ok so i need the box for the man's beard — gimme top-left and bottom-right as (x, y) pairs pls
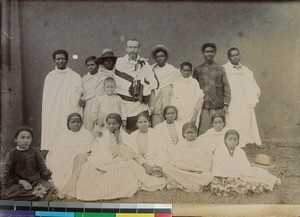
(129, 52), (138, 60)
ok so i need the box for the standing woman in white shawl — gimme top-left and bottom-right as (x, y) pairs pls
(170, 62), (204, 126)
(223, 48), (261, 147)
(42, 50), (83, 151)
(46, 113), (94, 199)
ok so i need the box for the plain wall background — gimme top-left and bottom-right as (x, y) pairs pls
(14, 1), (300, 146)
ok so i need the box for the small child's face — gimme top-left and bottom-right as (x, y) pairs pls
(165, 108), (177, 124)
(107, 118), (120, 133)
(104, 82), (116, 96)
(225, 134), (239, 151)
(136, 116), (150, 133)
(68, 116), (83, 132)
(86, 60), (99, 75)
(212, 117), (225, 132)
(183, 127), (197, 142)
(15, 131), (32, 149)
(180, 66), (192, 78)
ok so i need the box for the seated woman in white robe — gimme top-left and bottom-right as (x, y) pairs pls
(155, 105), (184, 158)
(130, 111), (168, 189)
(211, 129), (280, 197)
(198, 113), (227, 152)
(76, 113), (165, 201)
(46, 113), (94, 199)
(163, 122), (214, 192)
(76, 113), (140, 201)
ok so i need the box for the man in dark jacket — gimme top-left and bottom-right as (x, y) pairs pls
(193, 43), (231, 135)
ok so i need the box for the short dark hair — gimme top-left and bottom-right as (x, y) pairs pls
(106, 113), (122, 128)
(180, 62), (192, 70)
(211, 113), (226, 125)
(52, 49), (68, 61)
(104, 77), (116, 85)
(202, 43), (217, 52)
(67, 113), (82, 130)
(227, 47), (240, 57)
(163, 105), (178, 120)
(137, 111), (151, 122)
(224, 129), (240, 140)
(154, 48), (168, 58)
(182, 122), (198, 138)
(14, 126), (34, 139)
(85, 56), (98, 65)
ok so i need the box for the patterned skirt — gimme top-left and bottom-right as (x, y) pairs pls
(210, 177), (273, 197)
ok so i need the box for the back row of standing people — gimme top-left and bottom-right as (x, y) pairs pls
(41, 39), (261, 151)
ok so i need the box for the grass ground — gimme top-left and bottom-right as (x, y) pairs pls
(58, 143), (300, 204)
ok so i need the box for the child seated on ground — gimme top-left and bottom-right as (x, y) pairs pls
(163, 122), (214, 192)
(1, 127), (58, 200)
(155, 105), (184, 158)
(170, 62), (204, 126)
(198, 113), (227, 152)
(90, 77), (127, 135)
(211, 129), (280, 197)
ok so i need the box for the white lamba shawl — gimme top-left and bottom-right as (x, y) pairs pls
(152, 63), (181, 90)
(87, 129), (138, 171)
(154, 121), (184, 157)
(223, 62), (262, 146)
(130, 128), (170, 166)
(212, 143), (280, 190)
(41, 67), (82, 150)
(46, 127), (94, 190)
(170, 76), (204, 124)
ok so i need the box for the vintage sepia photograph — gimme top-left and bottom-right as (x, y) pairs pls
(1, 0), (300, 215)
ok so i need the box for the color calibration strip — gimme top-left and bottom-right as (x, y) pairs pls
(0, 201), (172, 217)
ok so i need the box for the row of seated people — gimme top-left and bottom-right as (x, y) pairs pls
(1, 107), (280, 201)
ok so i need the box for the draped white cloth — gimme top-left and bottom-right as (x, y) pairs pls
(46, 127), (94, 190)
(76, 129), (166, 200)
(41, 67), (82, 150)
(154, 121), (184, 158)
(197, 127), (228, 152)
(151, 63), (182, 126)
(162, 138), (214, 192)
(81, 68), (114, 131)
(212, 143), (280, 190)
(151, 63), (181, 91)
(223, 62), (262, 146)
(130, 128), (170, 166)
(171, 138), (213, 172)
(90, 94), (127, 132)
(76, 129), (139, 201)
(115, 55), (158, 117)
(170, 77), (204, 125)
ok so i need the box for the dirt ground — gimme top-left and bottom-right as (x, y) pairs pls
(1, 142), (299, 204)
(59, 142), (300, 204)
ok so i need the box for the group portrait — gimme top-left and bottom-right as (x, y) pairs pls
(1, 0), (300, 210)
